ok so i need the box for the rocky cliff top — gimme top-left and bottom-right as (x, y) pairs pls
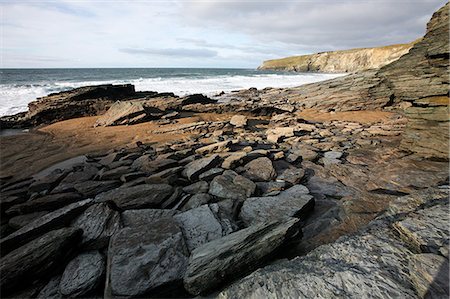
(258, 41), (415, 73)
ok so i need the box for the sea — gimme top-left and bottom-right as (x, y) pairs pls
(0, 68), (344, 117)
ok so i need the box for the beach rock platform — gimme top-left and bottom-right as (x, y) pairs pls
(0, 3), (448, 298)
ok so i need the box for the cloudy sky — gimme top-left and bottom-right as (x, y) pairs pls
(1, 0), (446, 68)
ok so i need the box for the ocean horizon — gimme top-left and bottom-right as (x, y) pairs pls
(0, 68), (343, 117)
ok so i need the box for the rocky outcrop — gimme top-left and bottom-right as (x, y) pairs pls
(258, 42), (414, 73)
(217, 188), (449, 299)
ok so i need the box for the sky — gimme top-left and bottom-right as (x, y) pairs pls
(0, 0), (447, 68)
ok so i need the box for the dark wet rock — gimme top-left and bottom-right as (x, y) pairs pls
(121, 209), (179, 227)
(0, 227), (82, 296)
(106, 218), (189, 297)
(72, 203), (121, 249)
(73, 180), (120, 197)
(59, 251), (105, 297)
(209, 170), (256, 200)
(181, 193), (211, 211)
(240, 185), (314, 226)
(0, 198), (93, 254)
(8, 212), (48, 230)
(29, 169), (68, 193)
(174, 205), (226, 252)
(96, 184), (173, 210)
(6, 192), (83, 215)
(183, 154), (222, 181)
(37, 276), (62, 299)
(184, 218), (301, 295)
(183, 181), (209, 194)
(242, 157), (277, 182)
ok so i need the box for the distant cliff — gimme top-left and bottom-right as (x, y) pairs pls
(258, 42), (416, 73)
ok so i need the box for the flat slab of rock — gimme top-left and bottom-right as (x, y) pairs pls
(106, 218), (189, 297)
(73, 180), (120, 197)
(60, 251), (105, 297)
(6, 192), (83, 215)
(8, 212), (48, 230)
(174, 205), (225, 252)
(209, 170), (256, 200)
(183, 154), (222, 181)
(121, 209), (179, 227)
(240, 185), (314, 226)
(409, 253), (449, 298)
(72, 203), (121, 249)
(94, 101), (149, 127)
(183, 218), (301, 295)
(242, 157), (277, 182)
(0, 198), (93, 254)
(96, 184), (173, 210)
(195, 141), (231, 155)
(0, 227), (82, 295)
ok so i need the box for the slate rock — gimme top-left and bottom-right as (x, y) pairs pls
(6, 192), (83, 215)
(96, 184), (173, 210)
(184, 218), (301, 295)
(106, 218), (189, 297)
(29, 169), (68, 193)
(121, 209), (179, 227)
(59, 251), (105, 297)
(277, 167), (305, 185)
(0, 198), (93, 254)
(8, 211), (48, 230)
(409, 253), (449, 298)
(37, 276), (62, 299)
(242, 157), (277, 182)
(240, 185), (314, 226)
(183, 154), (222, 181)
(0, 227), (82, 295)
(181, 193), (211, 211)
(183, 181), (209, 194)
(174, 205), (225, 252)
(72, 203), (121, 249)
(209, 170), (256, 200)
(73, 180), (120, 197)
(198, 168), (224, 181)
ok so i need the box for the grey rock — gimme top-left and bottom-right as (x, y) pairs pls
(174, 205), (225, 252)
(0, 198), (93, 254)
(145, 166), (183, 184)
(222, 152), (247, 169)
(52, 165), (98, 193)
(72, 203), (121, 249)
(184, 218), (301, 295)
(0, 228), (82, 295)
(97, 166), (131, 180)
(277, 167), (305, 184)
(242, 157), (277, 182)
(8, 211), (48, 230)
(240, 185), (313, 226)
(6, 192), (83, 215)
(209, 170), (256, 200)
(199, 168), (224, 181)
(183, 154), (222, 181)
(37, 276), (62, 299)
(324, 151), (343, 159)
(106, 218), (189, 297)
(96, 184), (173, 210)
(181, 193), (211, 211)
(29, 169), (68, 193)
(256, 181), (287, 196)
(121, 209), (179, 227)
(183, 181), (209, 194)
(60, 251), (105, 297)
(73, 180), (120, 197)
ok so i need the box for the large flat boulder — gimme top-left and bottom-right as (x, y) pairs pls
(95, 101), (162, 127)
(240, 185), (314, 226)
(0, 198), (93, 254)
(0, 228), (82, 296)
(184, 218), (301, 295)
(106, 218), (189, 297)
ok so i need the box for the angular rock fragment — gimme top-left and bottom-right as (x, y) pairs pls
(0, 198), (93, 254)
(181, 193), (211, 211)
(183, 181), (209, 194)
(174, 205), (225, 252)
(183, 154), (222, 181)
(184, 218), (301, 295)
(209, 170), (256, 200)
(29, 169), (68, 193)
(0, 227), (82, 296)
(72, 202), (121, 249)
(121, 209), (179, 227)
(199, 168), (224, 181)
(96, 184), (173, 210)
(240, 185), (314, 226)
(106, 218), (189, 297)
(242, 157), (277, 182)
(73, 180), (120, 197)
(59, 251), (105, 297)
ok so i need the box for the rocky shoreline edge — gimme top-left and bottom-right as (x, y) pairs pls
(0, 3), (448, 299)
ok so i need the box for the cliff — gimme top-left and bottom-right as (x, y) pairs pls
(258, 42), (416, 73)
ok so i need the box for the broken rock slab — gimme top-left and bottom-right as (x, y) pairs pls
(184, 218), (301, 295)
(209, 170), (256, 200)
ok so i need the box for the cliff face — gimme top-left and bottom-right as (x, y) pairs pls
(258, 42), (415, 73)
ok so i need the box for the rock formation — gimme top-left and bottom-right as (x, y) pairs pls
(258, 41), (415, 73)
